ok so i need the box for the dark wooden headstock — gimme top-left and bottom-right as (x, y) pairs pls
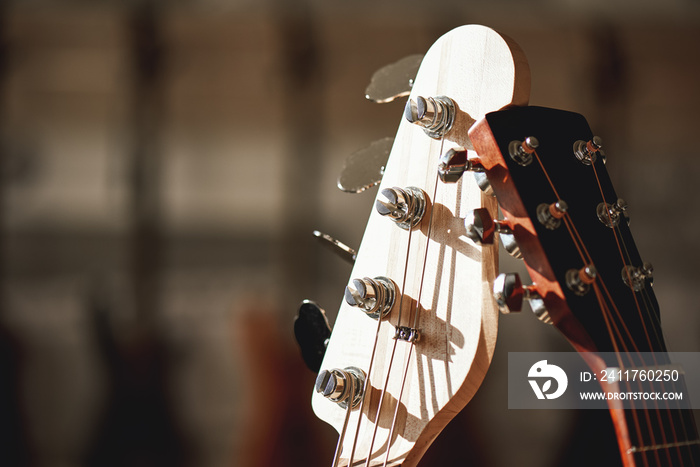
(470, 106), (664, 355)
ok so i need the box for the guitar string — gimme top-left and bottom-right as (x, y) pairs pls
(540, 147), (695, 466)
(560, 213), (657, 467)
(590, 283), (652, 467)
(590, 161), (688, 465)
(531, 148), (664, 466)
(346, 206), (417, 467)
(377, 137), (445, 467)
(363, 338), (400, 466)
(332, 376), (357, 467)
(346, 302), (391, 467)
(590, 162), (694, 465)
(638, 283), (700, 466)
(361, 184), (424, 466)
(353, 133), (443, 467)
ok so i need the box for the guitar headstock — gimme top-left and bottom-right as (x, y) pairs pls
(311, 25), (529, 466)
(469, 106), (664, 355)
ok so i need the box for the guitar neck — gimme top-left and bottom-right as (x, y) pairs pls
(468, 105), (699, 467)
(616, 373), (700, 466)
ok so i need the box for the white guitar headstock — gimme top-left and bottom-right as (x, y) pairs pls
(312, 24), (530, 467)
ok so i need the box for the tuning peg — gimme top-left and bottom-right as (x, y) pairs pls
(313, 230), (356, 265)
(437, 147), (484, 183)
(508, 136), (538, 166)
(364, 54), (423, 103)
(473, 172), (494, 196)
(315, 367), (366, 409)
(294, 300), (333, 373)
(375, 186), (426, 230)
(463, 208), (522, 258)
(338, 137), (393, 193)
(404, 95), (455, 139)
(463, 208), (509, 244)
(621, 262), (653, 291)
(573, 136), (604, 165)
(344, 276), (396, 319)
(537, 200), (568, 230)
(493, 273), (551, 324)
(499, 232), (522, 259)
(597, 198), (628, 228)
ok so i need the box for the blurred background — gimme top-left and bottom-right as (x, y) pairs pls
(0, 0), (698, 466)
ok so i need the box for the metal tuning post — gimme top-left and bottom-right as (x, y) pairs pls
(344, 276), (396, 319)
(375, 186), (427, 230)
(315, 367), (366, 409)
(493, 273), (551, 324)
(394, 325), (420, 343)
(622, 262), (653, 291)
(294, 300), (332, 373)
(597, 198), (628, 228)
(473, 172), (495, 196)
(566, 265), (597, 296)
(537, 200), (568, 230)
(337, 137), (393, 193)
(508, 136), (538, 166)
(573, 136), (603, 165)
(404, 95), (455, 139)
(499, 232), (523, 259)
(364, 54), (423, 104)
(437, 147), (484, 183)
(312, 230), (357, 265)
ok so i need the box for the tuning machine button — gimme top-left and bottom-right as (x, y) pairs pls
(315, 367), (366, 409)
(464, 208), (522, 258)
(312, 230), (357, 265)
(464, 208), (503, 244)
(338, 137), (392, 193)
(364, 54), (423, 104)
(376, 186), (427, 230)
(294, 300), (332, 373)
(404, 95), (455, 139)
(344, 276), (396, 319)
(499, 232), (522, 259)
(493, 273), (551, 324)
(473, 172), (495, 196)
(437, 147), (484, 183)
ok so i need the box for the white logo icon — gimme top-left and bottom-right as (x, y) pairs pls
(528, 360), (568, 400)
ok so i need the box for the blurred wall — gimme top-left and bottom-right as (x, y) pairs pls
(0, 1), (698, 466)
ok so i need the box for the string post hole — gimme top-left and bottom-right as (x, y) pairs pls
(344, 276), (396, 319)
(596, 198), (628, 228)
(508, 136), (539, 166)
(404, 95), (455, 139)
(315, 367), (366, 409)
(573, 136), (603, 165)
(376, 186), (427, 230)
(537, 199), (568, 230)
